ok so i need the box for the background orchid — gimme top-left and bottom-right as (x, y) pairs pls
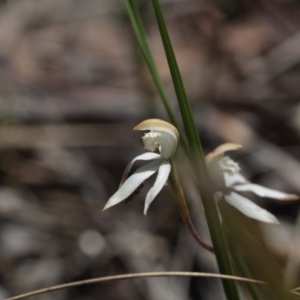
(207, 143), (299, 224)
(103, 118), (179, 215)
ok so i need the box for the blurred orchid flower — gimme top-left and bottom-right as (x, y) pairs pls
(207, 143), (299, 224)
(103, 119), (179, 215)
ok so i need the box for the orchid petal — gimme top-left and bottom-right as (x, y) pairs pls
(120, 152), (161, 186)
(224, 192), (279, 224)
(233, 183), (299, 201)
(224, 172), (248, 187)
(144, 161), (171, 215)
(103, 160), (161, 211)
(206, 143), (242, 163)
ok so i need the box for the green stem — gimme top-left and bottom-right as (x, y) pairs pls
(150, 1), (240, 300)
(235, 250), (264, 300)
(169, 161), (214, 253)
(125, 0), (189, 153)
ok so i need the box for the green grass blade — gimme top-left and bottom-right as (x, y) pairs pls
(150, 1), (241, 299)
(235, 251), (265, 300)
(125, 0), (188, 152)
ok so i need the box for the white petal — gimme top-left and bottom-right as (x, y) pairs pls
(103, 160), (161, 210)
(224, 172), (248, 187)
(120, 152), (161, 186)
(233, 184), (299, 201)
(224, 192), (279, 224)
(144, 161), (171, 215)
(206, 143), (242, 163)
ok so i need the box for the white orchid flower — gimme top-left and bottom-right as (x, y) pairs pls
(103, 119), (179, 215)
(207, 143), (299, 224)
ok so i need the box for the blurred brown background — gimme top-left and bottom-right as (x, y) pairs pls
(1, 0), (300, 299)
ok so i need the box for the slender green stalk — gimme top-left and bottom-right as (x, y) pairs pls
(235, 250), (265, 300)
(125, 0), (189, 153)
(150, 1), (240, 299)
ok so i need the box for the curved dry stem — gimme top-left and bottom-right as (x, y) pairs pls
(168, 160), (214, 252)
(6, 271), (267, 300)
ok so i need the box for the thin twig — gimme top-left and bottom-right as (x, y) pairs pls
(6, 271), (266, 300)
(169, 161), (214, 252)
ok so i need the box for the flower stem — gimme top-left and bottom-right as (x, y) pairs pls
(124, 0), (189, 154)
(169, 161), (214, 253)
(150, 1), (240, 299)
